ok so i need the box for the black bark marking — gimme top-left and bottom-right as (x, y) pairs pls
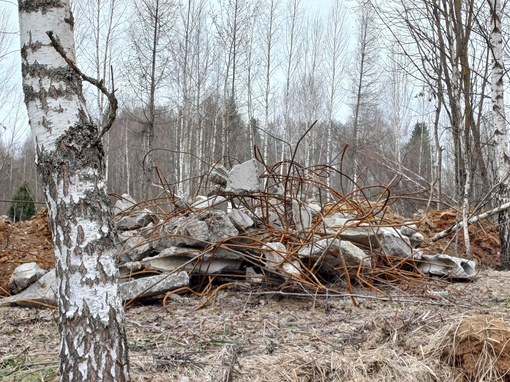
(42, 116), (50, 131)
(39, 86), (49, 113)
(64, 12), (74, 30)
(61, 163), (69, 196)
(19, 0), (65, 14)
(77, 225), (84, 245)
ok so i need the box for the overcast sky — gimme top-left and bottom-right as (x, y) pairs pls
(0, 0), (354, 146)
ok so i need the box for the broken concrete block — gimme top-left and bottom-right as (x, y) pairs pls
(120, 246), (243, 276)
(226, 159), (262, 193)
(116, 210), (155, 230)
(229, 209), (254, 230)
(292, 200), (313, 231)
(192, 258), (242, 274)
(263, 242), (301, 276)
(181, 219), (210, 246)
(322, 213), (358, 233)
(156, 211), (238, 249)
(2, 269), (190, 308)
(191, 195), (228, 213)
(9, 262), (48, 294)
(399, 225), (425, 249)
(378, 227), (413, 258)
(210, 164), (229, 187)
(338, 226), (412, 258)
(155, 216), (209, 248)
(118, 230), (153, 263)
(201, 210), (239, 242)
(120, 271), (190, 300)
(400, 225), (418, 237)
(112, 194), (136, 216)
(298, 238), (371, 273)
(415, 253), (476, 279)
(113, 194), (157, 230)
(1, 269), (58, 307)
(119, 247), (197, 276)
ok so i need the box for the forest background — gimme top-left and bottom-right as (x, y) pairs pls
(0, 0), (504, 221)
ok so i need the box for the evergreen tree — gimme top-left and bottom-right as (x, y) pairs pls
(402, 122), (432, 181)
(8, 183), (36, 222)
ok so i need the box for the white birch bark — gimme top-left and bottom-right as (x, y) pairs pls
(262, 0), (278, 163)
(18, 1), (129, 381)
(325, 1), (348, 193)
(490, 0), (510, 267)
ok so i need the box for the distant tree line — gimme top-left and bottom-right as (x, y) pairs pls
(0, 0), (508, 219)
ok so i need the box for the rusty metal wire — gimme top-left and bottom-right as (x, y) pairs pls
(117, 135), (453, 311)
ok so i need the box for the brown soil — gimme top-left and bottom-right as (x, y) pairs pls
(415, 209), (501, 267)
(0, 210), (54, 296)
(0, 208), (509, 381)
(450, 314), (510, 380)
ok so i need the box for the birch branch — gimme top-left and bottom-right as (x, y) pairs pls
(46, 31), (117, 146)
(432, 201), (510, 242)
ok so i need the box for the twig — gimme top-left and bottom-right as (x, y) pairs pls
(432, 200), (510, 241)
(46, 31), (117, 145)
(220, 343), (238, 382)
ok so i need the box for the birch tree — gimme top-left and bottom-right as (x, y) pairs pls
(350, 0), (381, 189)
(260, 0), (280, 162)
(18, 1), (129, 381)
(124, 0), (174, 199)
(489, 0), (510, 267)
(325, 1), (348, 189)
(282, 0), (303, 164)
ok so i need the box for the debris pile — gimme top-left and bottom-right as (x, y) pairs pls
(2, 159), (478, 307)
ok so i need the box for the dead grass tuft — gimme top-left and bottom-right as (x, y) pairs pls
(424, 314), (510, 381)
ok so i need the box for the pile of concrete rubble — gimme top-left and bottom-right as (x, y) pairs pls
(3, 159), (476, 307)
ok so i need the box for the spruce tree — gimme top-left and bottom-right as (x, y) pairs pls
(8, 183), (36, 222)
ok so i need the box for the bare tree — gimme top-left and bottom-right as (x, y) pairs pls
(260, 0), (280, 161)
(213, 0), (252, 164)
(282, 0), (303, 164)
(123, 0), (174, 199)
(18, 0), (129, 380)
(489, 0), (510, 267)
(350, 0), (381, 189)
(325, 1), (348, 190)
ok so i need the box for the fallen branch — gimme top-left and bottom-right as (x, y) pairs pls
(432, 201), (510, 242)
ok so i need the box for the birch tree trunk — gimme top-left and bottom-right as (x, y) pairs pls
(18, 1), (130, 381)
(489, 0), (510, 268)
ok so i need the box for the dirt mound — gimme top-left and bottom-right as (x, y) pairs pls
(416, 209), (501, 267)
(432, 314), (510, 381)
(0, 209), (54, 296)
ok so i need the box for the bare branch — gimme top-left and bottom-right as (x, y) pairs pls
(432, 201), (510, 242)
(46, 31), (117, 146)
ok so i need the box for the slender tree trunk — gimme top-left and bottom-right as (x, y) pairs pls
(490, 0), (510, 268)
(433, 82), (444, 209)
(142, 0), (160, 199)
(263, 0), (276, 163)
(282, 0), (300, 170)
(18, 1), (130, 381)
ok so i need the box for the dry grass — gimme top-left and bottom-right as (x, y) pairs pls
(2, 269), (510, 381)
(424, 314), (510, 381)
